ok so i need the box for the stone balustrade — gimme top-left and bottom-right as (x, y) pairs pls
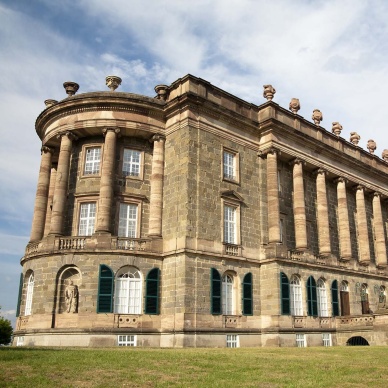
(223, 243), (241, 256)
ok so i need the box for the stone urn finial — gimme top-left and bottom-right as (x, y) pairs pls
(263, 85), (276, 101)
(44, 99), (58, 108)
(289, 98), (300, 114)
(382, 149), (388, 162)
(332, 122), (342, 137)
(154, 84), (169, 101)
(312, 109), (323, 126)
(63, 81), (79, 96)
(105, 75), (122, 91)
(350, 132), (360, 146)
(367, 139), (377, 154)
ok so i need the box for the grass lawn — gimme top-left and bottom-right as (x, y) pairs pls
(0, 346), (387, 387)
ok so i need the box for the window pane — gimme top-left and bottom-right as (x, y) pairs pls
(118, 203), (138, 237)
(123, 149), (141, 177)
(223, 151), (235, 180)
(84, 147), (101, 175)
(224, 205), (236, 244)
(78, 203), (96, 236)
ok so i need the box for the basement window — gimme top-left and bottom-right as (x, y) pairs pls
(117, 335), (137, 347)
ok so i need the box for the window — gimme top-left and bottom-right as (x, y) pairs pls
(306, 276), (318, 316)
(361, 283), (369, 314)
(144, 268), (160, 315)
(210, 268), (222, 315)
(78, 202), (96, 236)
(242, 273), (253, 315)
(290, 275), (303, 316)
(118, 335), (137, 347)
(223, 150), (237, 181)
(97, 265), (114, 313)
(118, 203), (138, 237)
(226, 335), (239, 348)
(331, 280), (340, 317)
(279, 219), (284, 243)
(322, 333), (332, 347)
(122, 149), (141, 177)
(317, 279), (328, 317)
(280, 272), (290, 315)
(25, 273), (34, 316)
(222, 274), (234, 315)
(16, 336), (25, 347)
(340, 281), (350, 316)
(114, 267), (142, 314)
(296, 334), (306, 347)
(224, 205), (237, 244)
(84, 147), (101, 175)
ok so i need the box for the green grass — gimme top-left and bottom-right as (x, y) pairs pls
(1, 347), (387, 387)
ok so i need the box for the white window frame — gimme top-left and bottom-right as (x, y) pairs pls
(118, 203), (138, 238)
(78, 202), (97, 236)
(296, 334), (306, 347)
(222, 274), (234, 315)
(226, 334), (239, 348)
(122, 149), (142, 178)
(317, 278), (328, 317)
(224, 205), (237, 244)
(114, 267), (142, 314)
(118, 335), (137, 347)
(25, 273), (34, 316)
(222, 148), (239, 182)
(322, 333), (332, 347)
(290, 275), (303, 316)
(16, 336), (25, 347)
(83, 146), (101, 175)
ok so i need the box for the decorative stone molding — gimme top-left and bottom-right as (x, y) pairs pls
(367, 139), (376, 154)
(312, 109), (323, 126)
(150, 133), (166, 143)
(63, 81), (79, 96)
(154, 84), (169, 100)
(289, 157), (305, 167)
(41, 146), (54, 154)
(263, 85), (276, 101)
(333, 176), (348, 185)
(105, 75), (122, 91)
(44, 99), (58, 108)
(350, 132), (360, 145)
(289, 98), (300, 114)
(382, 149), (388, 162)
(257, 147), (280, 158)
(56, 131), (78, 141)
(102, 127), (121, 137)
(332, 122), (342, 136)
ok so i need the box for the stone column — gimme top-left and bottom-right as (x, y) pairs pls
(30, 146), (54, 242)
(43, 164), (57, 236)
(356, 185), (370, 264)
(373, 193), (387, 268)
(335, 177), (352, 260)
(95, 128), (120, 233)
(49, 132), (76, 236)
(316, 169), (331, 256)
(149, 134), (165, 236)
(292, 159), (307, 250)
(267, 149), (280, 243)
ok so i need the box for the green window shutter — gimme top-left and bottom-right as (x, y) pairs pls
(16, 273), (23, 317)
(280, 272), (290, 315)
(97, 265), (114, 313)
(145, 268), (160, 314)
(242, 273), (253, 315)
(307, 276), (318, 316)
(331, 280), (339, 317)
(211, 268), (221, 314)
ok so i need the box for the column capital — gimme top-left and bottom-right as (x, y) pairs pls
(57, 131), (78, 141)
(333, 176), (348, 185)
(374, 192), (382, 199)
(355, 184), (365, 192)
(315, 168), (327, 177)
(257, 147), (280, 158)
(41, 146), (54, 155)
(290, 157), (305, 166)
(150, 134), (166, 143)
(103, 127), (121, 137)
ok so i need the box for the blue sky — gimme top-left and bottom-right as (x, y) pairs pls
(0, 0), (388, 326)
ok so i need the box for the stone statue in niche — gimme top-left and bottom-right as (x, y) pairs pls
(65, 280), (78, 313)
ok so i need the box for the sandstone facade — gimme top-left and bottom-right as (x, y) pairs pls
(14, 75), (388, 347)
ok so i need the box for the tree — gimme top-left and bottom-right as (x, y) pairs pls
(0, 306), (13, 345)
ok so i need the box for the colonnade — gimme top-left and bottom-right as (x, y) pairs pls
(29, 129), (165, 242)
(264, 148), (388, 267)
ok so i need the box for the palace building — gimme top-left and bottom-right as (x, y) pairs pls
(14, 75), (388, 347)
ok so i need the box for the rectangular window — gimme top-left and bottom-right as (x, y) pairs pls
(78, 202), (96, 236)
(226, 334), (239, 348)
(223, 151), (235, 180)
(84, 147), (101, 175)
(16, 336), (25, 347)
(118, 203), (138, 238)
(279, 219), (284, 243)
(224, 205), (236, 244)
(117, 335), (137, 347)
(322, 333), (332, 347)
(296, 334), (306, 348)
(123, 149), (141, 177)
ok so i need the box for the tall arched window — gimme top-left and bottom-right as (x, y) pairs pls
(306, 276), (317, 316)
(280, 272), (290, 315)
(340, 281), (350, 316)
(331, 280), (340, 316)
(114, 267), (142, 314)
(317, 278), (328, 317)
(290, 275), (303, 316)
(25, 273), (34, 316)
(361, 283), (369, 314)
(222, 274), (234, 315)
